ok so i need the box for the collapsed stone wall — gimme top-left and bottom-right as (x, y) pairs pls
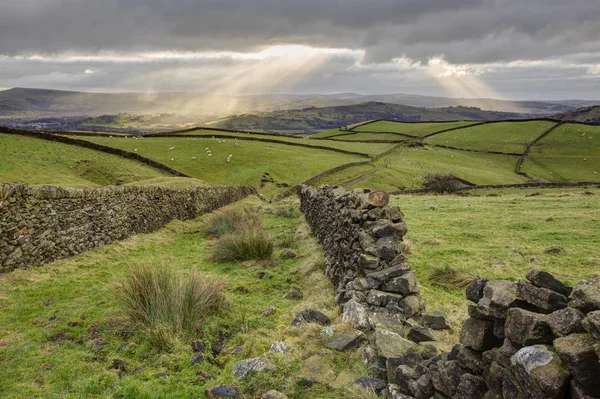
(298, 185), (600, 399)
(0, 183), (257, 272)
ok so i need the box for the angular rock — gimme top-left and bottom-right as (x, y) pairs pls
(365, 190), (390, 207)
(493, 317), (506, 340)
(374, 236), (402, 260)
(269, 341), (288, 354)
(547, 307), (586, 337)
(516, 279), (568, 312)
(456, 346), (485, 374)
(291, 309), (330, 326)
(283, 288), (303, 300)
(505, 345), (570, 399)
(478, 280), (523, 318)
(394, 365), (415, 393)
(582, 310), (600, 339)
(456, 374), (488, 399)
(429, 360), (462, 397)
(367, 264), (411, 282)
(570, 278), (600, 313)
(369, 220), (407, 238)
(367, 290), (404, 307)
(342, 299), (371, 330)
(483, 361), (504, 392)
(407, 325), (437, 343)
(296, 355), (335, 386)
(355, 377), (387, 394)
(466, 278), (489, 304)
(375, 329), (417, 361)
(505, 308), (554, 346)
(383, 271), (418, 295)
(418, 341), (453, 358)
(232, 358), (275, 380)
(325, 329), (365, 351)
(189, 353), (204, 365)
(191, 340), (206, 353)
(554, 334), (600, 395)
(206, 385), (239, 399)
(368, 312), (406, 336)
(526, 268), (572, 297)
(385, 206), (404, 223)
(421, 311), (450, 330)
(358, 253), (380, 270)
(260, 390), (288, 399)
(410, 372), (435, 399)
(398, 295), (423, 318)
(329, 369), (356, 390)
(459, 317), (499, 351)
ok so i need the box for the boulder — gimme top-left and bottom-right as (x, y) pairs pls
(383, 271), (418, 295)
(547, 307), (586, 337)
(369, 220), (407, 238)
(296, 355), (335, 386)
(325, 329), (365, 351)
(329, 369), (356, 390)
(283, 288), (303, 300)
(367, 290), (404, 307)
(206, 385), (239, 399)
(375, 329), (417, 360)
(365, 190), (390, 207)
(505, 308), (554, 346)
(358, 253), (380, 270)
(459, 317), (500, 351)
(374, 236), (402, 260)
(355, 377), (387, 394)
(466, 278), (489, 304)
(367, 264), (411, 282)
(398, 295), (423, 318)
(421, 311), (450, 330)
(429, 360), (462, 397)
(516, 280), (568, 312)
(456, 346), (485, 374)
(554, 334), (600, 396)
(477, 280), (523, 318)
(407, 325), (437, 343)
(582, 310), (600, 339)
(342, 299), (371, 330)
(291, 309), (330, 326)
(232, 358), (275, 380)
(526, 269), (572, 297)
(456, 374), (488, 399)
(189, 353), (204, 365)
(410, 372), (435, 399)
(570, 278), (600, 313)
(261, 390), (288, 399)
(504, 345), (570, 399)
(368, 312), (406, 336)
(418, 341), (454, 357)
(269, 341), (288, 354)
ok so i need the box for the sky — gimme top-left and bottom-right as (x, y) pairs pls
(1, 0), (599, 100)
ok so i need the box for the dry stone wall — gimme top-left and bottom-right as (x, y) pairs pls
(298, 185), (600, 399)
(0, 183), (257, 272)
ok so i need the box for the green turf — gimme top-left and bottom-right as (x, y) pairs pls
(309, 128), (349, 139)
(521, 123), (600, 182)
(67, 135), (365, 198)
(164, 129), (395, 157)
(352, 121), (478, 137)
(392, 187), (600, 337)
(0, 133), (170, 188)
(426, 121), (557, 153)
(315, 146), (528, 192)
(330, 133), (407, 141)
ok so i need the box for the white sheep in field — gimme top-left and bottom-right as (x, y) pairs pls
(168, 146), (175, 150)
(170, 158), (174, 161)
(207, 153), (212, 157)
(227, 154), (232, 162)
(191, 156), (196, 160)
(205, 147), (209, 151)
(134, 149), (137, 152)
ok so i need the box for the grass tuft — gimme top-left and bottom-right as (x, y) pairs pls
(423, 173), (462, 194)
(116, 264), (226, 350)
(427, 265), (477, 290)
(210, 224), (274, 263)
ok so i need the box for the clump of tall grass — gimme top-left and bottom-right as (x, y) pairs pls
(116, 265), (226, 350)
(210, 224), (274, 262)
(203, 207), (262, 237)
(423, 174), (462, 194)
(427, 265), (477, 290)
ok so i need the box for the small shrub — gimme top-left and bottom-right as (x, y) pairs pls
(270, 205), (300, 218)
(423, 174), (462, 194)
(427, 265), (477, 290)
(210, 225), (274, 262)
(116, 265), (226, 350)
(204, 208), (261, 237)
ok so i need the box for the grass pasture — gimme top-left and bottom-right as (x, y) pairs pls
(65, 135), (366, 198)
(394, 187), (600, 335)
(352, 121), (478, 137)
(330, 133), (407, 142)
(425, 121), (557, 153)
(0, 132), (170, 188)
(521, 123), (600, 182)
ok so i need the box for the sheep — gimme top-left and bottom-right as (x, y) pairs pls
(168, 146), (175, 150)
(134, 149), (137, 152)
(170, 158), (174, 161)
(191, 156), (196, 160)
(207, 153), (212, 157)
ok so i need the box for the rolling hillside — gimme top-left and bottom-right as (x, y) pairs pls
(554, 105), (600, 123)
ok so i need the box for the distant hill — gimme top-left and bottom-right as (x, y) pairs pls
(208, 101), (530, 133)
(553, 105), (600, 123)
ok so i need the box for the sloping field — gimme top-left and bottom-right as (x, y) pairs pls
(521, 123), (600, 182)
(352, 121), (479, 137)
(160, 129), (395, 157)
(426, 121), (557, 153)
(69, 135), (365, 197)
(0, 132), (170, 188)
(330, 133), (407, 141)
(314, 146), (528, 191)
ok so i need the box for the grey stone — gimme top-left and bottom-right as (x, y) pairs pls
(456, 374), (488, 399)
(283, 288), (303, 300)
(358, 253), (380, 270)
(554, 334), (600, 395)
(394, 365), (415, 394)
(411, 372), (435, 399)
(570, 278), (600, 313)
(398, 295), (423, 318)
(407, 325), (437, 343)
(456, 346), (485, 374)
(421, 311), (450, 330)
(505, 308), (554, 346)
(367, 264), (411, 281)
(459, 317), (500, 351)
(269, 341), (288, 354)
(383, 271), (418, 295)
(374, 236), (402, 260)
(466, 278), (489, 304)
(367, 290), (404, 307)
(260, 390), (288, 399)
(375, 329), (417, 360)
(355, 377), (387, 394)
(429, 360), (462, 397)
(526, 268), (572, 297)
(364, 190), (390, 207)
(342, 299), (371, 330)
(291, 309), (330, 326)
(296, 355), (335, 386)
(206, 385), (239, 399)
(547, 307), (586, 337)
(325, 329), (365, 351)
(368, 312), (406, 336)
(516, 279), (568, 312)
(189, 353), (204, 365)
(505, 345), (570, 399)
(582, 310), (600, 339)
(478, 280), (523, 318)
(232, 358), (275, 380)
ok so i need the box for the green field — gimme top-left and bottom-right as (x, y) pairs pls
(330, 133), (407, 141)
(426, 121), (557, 153)
(0, 133), (170, 188)
(394, 187), (600, 336)
(521, 123), (600, 182)
(68, 135), (365, 198)
(315, 146), (528, 191)
(352, 121), (478, 137)
(163, 129), (395, 157)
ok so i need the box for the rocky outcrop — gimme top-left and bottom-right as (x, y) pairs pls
(0, 183), (257, 272)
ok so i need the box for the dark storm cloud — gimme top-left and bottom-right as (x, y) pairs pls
(1, 0), (598, 64)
